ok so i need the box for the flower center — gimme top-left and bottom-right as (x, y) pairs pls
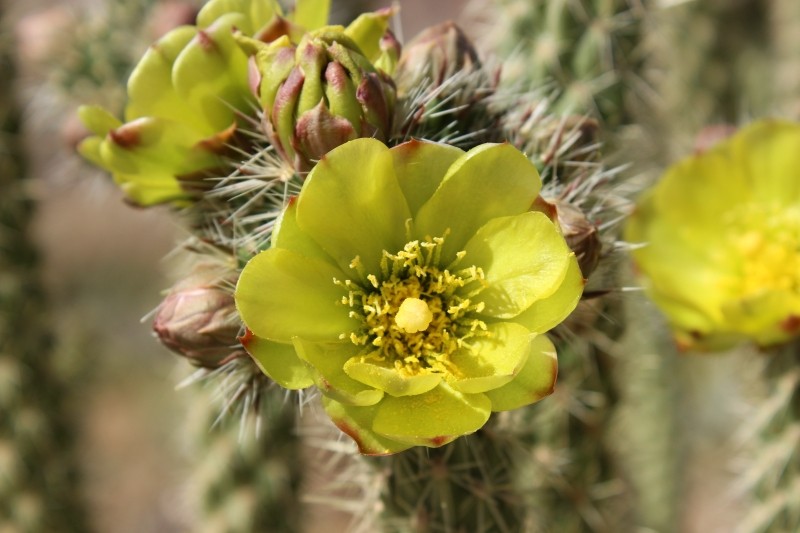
(335, 234), (489, 377)
(725, 204), (800, 297)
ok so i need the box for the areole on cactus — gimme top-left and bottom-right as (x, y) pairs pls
(234, 138), (585, 455)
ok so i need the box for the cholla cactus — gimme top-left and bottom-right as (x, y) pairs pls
(626, 120), (800, 533)
(187, 370), (304, 533)
(76, 1), (630, 531)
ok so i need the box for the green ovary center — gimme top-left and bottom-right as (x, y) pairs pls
(727, 205), (800, 297)
(336, 235), (488, 378)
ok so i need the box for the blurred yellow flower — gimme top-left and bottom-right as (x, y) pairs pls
(626, 119), (800, 350)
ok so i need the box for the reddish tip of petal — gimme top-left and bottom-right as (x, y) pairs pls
(256, 16), (293, 43)
(195, 122), (237, 153)
(394, 138), (426, 154)
(694, 124), (737, 154)
(375, 6), (397, 16)
(780, 315), (800, 334)
(324, 62), (349, 92)
(333, 420), (380, 455)
(532, 195), (558, 222)
(428, 435), (450, 447)
(287, 195), (298, 207)
(109, 125), (140, 149)
(544, 356), (558, 396)
(238, 328), (255, 347)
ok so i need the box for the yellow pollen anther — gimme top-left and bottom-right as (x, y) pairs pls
(395, 298), (433, 333)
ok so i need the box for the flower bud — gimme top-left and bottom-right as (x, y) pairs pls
(394, 21), (480, 93)
(153, 265), (243, 368)
(393, 22), (497, 147)
(256, 27), (396, 171)
(553, 200), (602, 278)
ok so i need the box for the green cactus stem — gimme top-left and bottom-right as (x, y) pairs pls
(737, 342), (800, 533)
(187, 362), (304, 533)
(489, 0), (645, 131)
(771, 0), (800, 117)
(0, 8), (88, 531)
(380, 420), (527, 533)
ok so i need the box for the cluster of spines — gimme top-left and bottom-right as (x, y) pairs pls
(486, 0), (645, 132)
(186, 368), (306, 533)
(735, 343), (800, 533)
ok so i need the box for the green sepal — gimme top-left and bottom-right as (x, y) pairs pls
(344, 9), (394, 65)
(78, 105), (122, 136)
(292, 0), (331, 31)
(171, 13), (251, 130)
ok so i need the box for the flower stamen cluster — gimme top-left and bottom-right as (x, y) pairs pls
(336, 234), (489, 378)
(724, 205), (800, 298)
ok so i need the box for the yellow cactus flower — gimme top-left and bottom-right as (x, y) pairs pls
(626, 120), (800, 350)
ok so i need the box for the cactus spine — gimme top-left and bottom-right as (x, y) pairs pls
(0, 7), (88, 531)
(737, 342), (800, 533)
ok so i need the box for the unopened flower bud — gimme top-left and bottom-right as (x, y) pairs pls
(394, 21), (480, 93)
(153, 265), (243, 368)
(553, 200), (602, 278)
(255, 27), (396, 171)
(394, 22), (497, 146)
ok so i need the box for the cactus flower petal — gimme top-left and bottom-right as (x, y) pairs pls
(240, 333), (314, 390)
(322, 398), (413, 456)
(235, 248), (355, 343)
(293, 339), (384, 406)
(414, 143), (542, 264)
(371, 383), (491, 447)
(513, 259), (586, 334)
(483, 335), (558, 411)
(463, 212), (576, 319)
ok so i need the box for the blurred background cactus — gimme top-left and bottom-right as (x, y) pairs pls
(0, 5), (88, 530)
